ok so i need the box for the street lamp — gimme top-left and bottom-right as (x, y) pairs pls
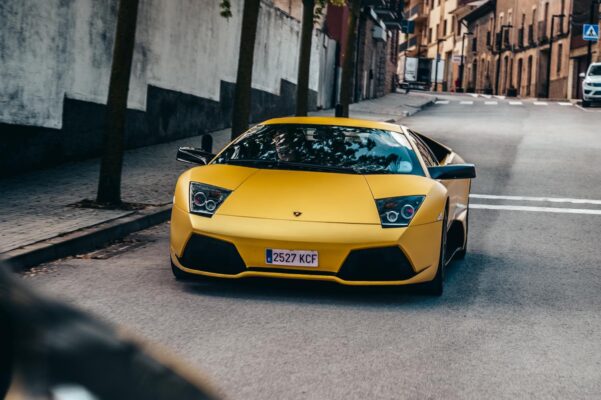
(459, 32), (473, 92)
(433, 38), (445, 92)
(545, 14), (566, 98)
(494, 24), (513, 95)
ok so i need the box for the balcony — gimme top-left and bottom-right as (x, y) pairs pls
(503, 32), (511, 50)
(407, 3), (426, 22)
(527, 24), (534, 45)
(399, 36), (418, 52)
(373, 0), (403, 30)
(538, 20), (548, 44)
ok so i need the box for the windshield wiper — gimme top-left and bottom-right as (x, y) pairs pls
(221, 159), (357, 173)
(221, 159), (279, 168)
(276, 161), (358, 174)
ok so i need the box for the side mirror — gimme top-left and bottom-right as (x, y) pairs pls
(428, 164), (476, 180)
(579, 72), (586, 79)
(176, 147), (214, 165)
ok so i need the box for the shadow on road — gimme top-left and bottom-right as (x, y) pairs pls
(177, 256), (484, 308)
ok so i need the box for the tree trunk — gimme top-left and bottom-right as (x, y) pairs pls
(96, 0), (140, 205)
(339, 0), (361, 117)
(296, 0), (315, 116)
(231, 0), (261, 139)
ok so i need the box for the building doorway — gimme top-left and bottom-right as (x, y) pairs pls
(537, 49), (549, 98)
(526, 55), (533, 96)
(517, 58), (523, 96)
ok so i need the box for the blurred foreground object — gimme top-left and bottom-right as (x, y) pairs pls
(0, 262), (219, 400)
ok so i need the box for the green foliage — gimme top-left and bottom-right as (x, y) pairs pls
(220, 0), (232, 18)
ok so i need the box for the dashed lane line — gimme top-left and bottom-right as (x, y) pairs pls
(484, 101), (498, 105)
(470, 194), (601, 205)
(435, 100), (450, 104)
(509, 101), (523, 105)
(533, 101), (548, 106)
(558, 102), (573, 106)
(460, 101), (474, 105)
(469, 204), (601, 215)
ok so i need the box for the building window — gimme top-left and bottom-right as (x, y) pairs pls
(444, 20), (447, 36)
(436, 23), (439, 39)
(557, 43), (562, 74)
(429, 27), (433, 43)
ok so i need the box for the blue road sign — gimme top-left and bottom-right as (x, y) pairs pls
(583, 24), (599, 41)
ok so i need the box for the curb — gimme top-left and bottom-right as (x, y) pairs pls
(2, 204), (172, 272)
(402, 96), (437, 117)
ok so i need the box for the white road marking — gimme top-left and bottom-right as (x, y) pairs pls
(534, 101), (548, 106)
(574, 105), (601, 112)
(484, 101), (498, 105)
(558, 102), (573, 106)
(435, 100), (450, 104)
(470, 194), (601, 205)
(509, 101), (523, 105)
(460, 101), (474, 105)
(470, 204), (601, 215)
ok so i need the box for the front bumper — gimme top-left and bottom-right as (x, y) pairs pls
(583, 87), (601, 101)
(170, 205), (442, 286)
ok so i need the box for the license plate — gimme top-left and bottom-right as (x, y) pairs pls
(265, 249), (318, 267)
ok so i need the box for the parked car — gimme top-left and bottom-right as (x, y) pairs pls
(581, 62), (601, 107)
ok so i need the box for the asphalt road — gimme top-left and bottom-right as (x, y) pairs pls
(24, 95), (601, 399)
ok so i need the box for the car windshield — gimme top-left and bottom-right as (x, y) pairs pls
(213, 124), (424, 175)
(589, 65), (601, 76)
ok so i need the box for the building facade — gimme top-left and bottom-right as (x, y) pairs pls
(400, 0), (601, 99)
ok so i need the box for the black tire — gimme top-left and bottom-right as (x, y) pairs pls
(171, 259), (200, 281)
(423, 209), (447, 296)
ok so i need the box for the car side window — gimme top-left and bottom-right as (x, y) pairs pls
(407, 130), (438, 167)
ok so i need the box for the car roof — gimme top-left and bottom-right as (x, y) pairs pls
(261, 116), (404, 133)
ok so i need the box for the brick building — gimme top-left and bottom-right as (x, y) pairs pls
(461, 0), (496, 93)
(326, 0), (402, 103)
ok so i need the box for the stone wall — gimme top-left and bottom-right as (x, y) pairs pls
(0, 0), (337, 176)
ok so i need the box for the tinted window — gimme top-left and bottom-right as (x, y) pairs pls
(589, 65), (601, 76)
(214, 124), (424, 175)
(408, 130), (438, 167)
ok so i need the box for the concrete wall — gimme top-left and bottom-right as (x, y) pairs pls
(0, 0), (337, 175)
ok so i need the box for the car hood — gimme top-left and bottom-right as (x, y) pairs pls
(585, 75), (601, 83)
(182, 165), (443, 224)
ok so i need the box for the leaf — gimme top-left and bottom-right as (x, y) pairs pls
(220, 0), (233, 18)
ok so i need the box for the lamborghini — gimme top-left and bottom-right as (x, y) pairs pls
(170, 117), (475, 295)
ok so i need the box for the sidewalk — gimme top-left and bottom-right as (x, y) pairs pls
(0, 92), (435, 269)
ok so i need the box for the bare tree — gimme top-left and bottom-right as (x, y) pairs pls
(339, 0), (361, 117)
(96, 0), (140, 205)
(295, 0), (316, 116)
(230, 0), (262, 139)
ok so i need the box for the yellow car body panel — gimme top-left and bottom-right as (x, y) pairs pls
(170, 117), (472, 286)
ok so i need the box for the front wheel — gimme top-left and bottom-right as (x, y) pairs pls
(423, 210), (447, 296)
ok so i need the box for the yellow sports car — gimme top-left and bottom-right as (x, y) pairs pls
(170, 117), (475, 295)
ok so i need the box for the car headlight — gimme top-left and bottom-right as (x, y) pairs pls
(189, 182), (231, 217)
(376, 195), (425, 228)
